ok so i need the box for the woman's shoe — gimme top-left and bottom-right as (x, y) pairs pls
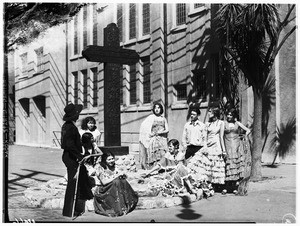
(233, 190), (238, 195)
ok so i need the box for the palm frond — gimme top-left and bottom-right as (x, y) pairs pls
(271, 117), (296, 158)
(262, 75), (276, 136)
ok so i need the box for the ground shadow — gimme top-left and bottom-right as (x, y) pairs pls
(8, 169), (64, 191)
(175, 195), (202, 220)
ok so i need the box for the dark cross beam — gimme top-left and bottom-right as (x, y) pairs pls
(82, 23), (139, 152)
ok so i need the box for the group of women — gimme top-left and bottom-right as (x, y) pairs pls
(139, 102), (250, 195)
(60, 101), (250, 218)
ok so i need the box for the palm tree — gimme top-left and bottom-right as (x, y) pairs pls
(215, 4), (296, 180)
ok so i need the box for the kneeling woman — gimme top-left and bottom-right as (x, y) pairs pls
(93, 152), (138, 217)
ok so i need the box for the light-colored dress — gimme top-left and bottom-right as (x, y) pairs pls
(139, 114), (168, 167)
(224, 122), (245, 181)
(157, 151), (190, 189)
(205, 120), (226, 184)
(187, 120), (226, 184)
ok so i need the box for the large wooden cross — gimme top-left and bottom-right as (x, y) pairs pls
(82, 23), (139, 153)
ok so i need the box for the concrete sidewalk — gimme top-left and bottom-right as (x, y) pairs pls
(5, 145), (297, 223)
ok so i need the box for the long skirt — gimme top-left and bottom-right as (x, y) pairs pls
(187, 149), (226, 184)
(93, 177), (138, 217)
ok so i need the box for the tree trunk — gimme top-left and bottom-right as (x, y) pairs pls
(250, 90), (263, 181)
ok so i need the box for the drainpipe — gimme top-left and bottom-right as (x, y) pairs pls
(65, 22), (69, 105)
(163, 3), (168, 120)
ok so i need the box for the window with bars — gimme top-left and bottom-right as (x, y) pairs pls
(73, 72), (78, 104)
(93, 4), (98, 45)
(142, 57), (151, 104)
(129, 64), (137, 105)
(83, 6), (88, 49)
(142, 4), (150, 36)
(117, 4), (123, 42)
(175, 84), (187, 101)
(129, 3), (136, 40)
(35, 47), (44, 72)
(74, 15), (78, 55)
(82, 70), (88, 108)
(192, 69), (207, 101)
(194, 3), (205, 8)
(92, 68), (98, 107)
(176, 4), (186, 26)
(120, 67), (123, 105)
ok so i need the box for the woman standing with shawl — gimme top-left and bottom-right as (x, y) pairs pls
(139, 102), (169, 169)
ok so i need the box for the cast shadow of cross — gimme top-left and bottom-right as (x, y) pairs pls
(8, 169), (63, 191)
(176, 195), (202, 220)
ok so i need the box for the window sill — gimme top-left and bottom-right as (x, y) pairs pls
(121, 104), (152, 112)
(123, 38), (137, 47)
(170, 24), (187, 33)
(188, 6), (208, 17)
(33, 70), (46, 76)
(18, 75), (28, 81)
(80, 108), (99, 115)
(138, 34), (151, 42)
(171, 101), (209, 110)
(70, 54), (84, 61)
(171, 102), (189, 110)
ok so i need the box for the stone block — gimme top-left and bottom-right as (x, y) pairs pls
(164, 198), (174, 208)
(59, 198), (64, 209)
(86, 200), (94, 212)
(155, 199), (166, 208)
(173, 197), (183, 205)
(51, 199), (61, 209)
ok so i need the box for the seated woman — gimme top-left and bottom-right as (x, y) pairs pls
(143, 139), (197, 195)
(81, 132), (103, 167)
(93, 152), (139, 217)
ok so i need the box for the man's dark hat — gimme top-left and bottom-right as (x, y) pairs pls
(63, 103), (83, 121)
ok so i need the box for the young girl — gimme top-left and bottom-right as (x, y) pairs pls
(143, 139), (196, 194)
(80, 116), (101, 153)
(81, 132), (103, 166)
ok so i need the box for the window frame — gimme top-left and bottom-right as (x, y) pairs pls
(129, 63), (137, 105)
(129, 3), (137, 40)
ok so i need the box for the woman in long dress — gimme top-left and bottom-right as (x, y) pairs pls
(223, 108), (250, 194)
(93, 152), (138, 217)
(187, 107), (226, 192)
(203, 107), (227, 188)
(139, 102), (169, 169)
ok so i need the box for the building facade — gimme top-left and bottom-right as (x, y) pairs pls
(12, 25), (67, 147)
(66, 3), (222, 152)
(10, 4), (296, 163)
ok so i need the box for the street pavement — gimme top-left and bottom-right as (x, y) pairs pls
(4, 145), (297, 223)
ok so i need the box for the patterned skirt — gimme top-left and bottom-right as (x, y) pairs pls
(187, 148), (226, 184)
(225, 138), (251, 181)
(147, 136), (167, 165)
(93, 177), (138, 217)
